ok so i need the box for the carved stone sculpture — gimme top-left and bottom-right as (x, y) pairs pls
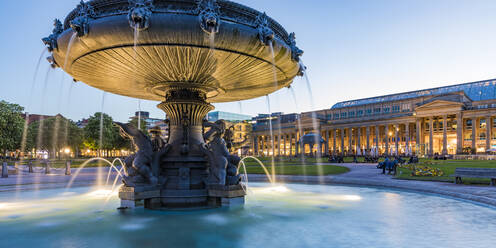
(289, 32), (304, 62)
(128, 0), (153, 31)
(201, 120), (228, 185)
(70, 0), (95, 37)
(42, 19), (63, 52)
(115, 122), (163, 186)
(196, 0), (221, 34)
(255, 12), (274, 46)
(201, 120), (242, 186)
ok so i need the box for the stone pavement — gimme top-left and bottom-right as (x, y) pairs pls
(1, 163), (496, 207)
(248, 163), (496, 207)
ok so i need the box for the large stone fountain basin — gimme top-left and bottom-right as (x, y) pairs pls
(52, 0), (300, 102)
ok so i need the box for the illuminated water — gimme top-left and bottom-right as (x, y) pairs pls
(0, 183), (495, 248)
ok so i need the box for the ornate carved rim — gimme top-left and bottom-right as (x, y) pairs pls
(62, 0), (291, 45)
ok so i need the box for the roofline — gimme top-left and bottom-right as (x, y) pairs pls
(331, 78), (496, 109)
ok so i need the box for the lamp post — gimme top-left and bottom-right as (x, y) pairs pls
(64, 148), (71, 176)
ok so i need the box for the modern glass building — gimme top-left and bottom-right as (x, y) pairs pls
(207, 111), (252, 122)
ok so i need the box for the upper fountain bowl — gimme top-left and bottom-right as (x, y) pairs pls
(45, 0), (303, 103)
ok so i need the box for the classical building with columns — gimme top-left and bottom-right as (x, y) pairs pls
(251, 79), (496, 157)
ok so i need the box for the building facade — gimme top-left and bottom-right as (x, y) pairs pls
(252, 79), (496, 157)
(208, 111), (252, 122)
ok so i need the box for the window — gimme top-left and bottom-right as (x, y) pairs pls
(348, 111), (355, 118)
(383, 107), (390, 113)
(357, 110), (364, 117)
(366, 109), (372, 115)
(392, 106), (400, 113)
(333, 114), (340, 120)
(340, 112), (347, 118)
(466, 119), (472, 130)
(480, 119), (487, 129)
(374, 108), (381, 114)
(401, 103), (410, 112)
(478, 104), (488, 109)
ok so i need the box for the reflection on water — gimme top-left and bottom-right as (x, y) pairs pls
(0, 183), (495, 248)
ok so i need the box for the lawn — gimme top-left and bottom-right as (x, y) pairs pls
(239, 164), (350, 176)
(395, 159), (496, 185)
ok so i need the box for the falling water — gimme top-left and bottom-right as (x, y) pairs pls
(299, 60), (324, 182)
(238, 101), (243, 114)
(265, 95), (276, 183)
(51, 73), (66, 159)
(209, 32), (216, 50)
(62, 82), (75, 150)
(289, 87), (308, 178)
(137, 100), (142, 130)
(20, 48), (49, 163)
(238, 156), (274, 185)
(97, 92), (107, 187)
(35, 67), (53, 157)
(63, 33), (78, 70)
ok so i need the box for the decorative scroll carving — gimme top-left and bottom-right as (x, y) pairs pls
(70, 0), (95, 37)
(196, 0), (221, 34)
(255, 12), (274, 46)
(128, 0), (154, 31)
(42, 19), (64, 52)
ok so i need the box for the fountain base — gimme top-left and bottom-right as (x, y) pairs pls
(119, 184), (245, 209)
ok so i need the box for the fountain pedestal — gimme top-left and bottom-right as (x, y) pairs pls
(118, 88), (245, 210)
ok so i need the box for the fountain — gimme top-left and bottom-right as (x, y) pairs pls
(43, 0), (304, 210)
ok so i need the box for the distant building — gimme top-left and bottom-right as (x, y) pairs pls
(129, 111), (169, 139)
(21, 113), (64, 124)
(76, 118), (89, 129)
(252, 78), (496, 157)
(207, 111), (252, 122)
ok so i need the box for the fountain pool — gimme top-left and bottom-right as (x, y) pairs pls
(1, 183), (495, 248)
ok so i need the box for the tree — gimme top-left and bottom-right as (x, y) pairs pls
(129, 116), (148, 135)
(82, 112), (129, 151)
(26, 115), (83, 157)
(0, 101), (25, 155)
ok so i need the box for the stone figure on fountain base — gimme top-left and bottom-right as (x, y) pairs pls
(115, 122), (169, 187)
(201, 119), (242, 187)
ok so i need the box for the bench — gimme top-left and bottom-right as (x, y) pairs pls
(452, 168), (496, 186)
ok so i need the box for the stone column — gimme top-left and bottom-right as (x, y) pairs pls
(429, 118), (434, 156)
(385, 124), (389, 156)
(366, 126), (371, 153)
(253, 135), (258, 156)
(395, 124), (399, 156)
(261, 136), (265, 156)
(405, 123), (410, 154)
(486, 116), (492, 152)
(333, 129), (337, 155)
(357, 127), (361, 155)
(375, 125), (380, 155)
(325, 129), (330, 156)
(472, 118), (476, 153)
(416, 119), (422, 148)
(289, 134), (293, 156)
(456, 114), (463, 154)
(348, 127), (353, 155)
(341, 128), (345, 156)
(442, 115), (448, 155)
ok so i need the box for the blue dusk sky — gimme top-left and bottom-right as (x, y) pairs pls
(1, 0), (496, 122)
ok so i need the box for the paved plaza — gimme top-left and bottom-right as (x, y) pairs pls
(3, 163), (496, 207)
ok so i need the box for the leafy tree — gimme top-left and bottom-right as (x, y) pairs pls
(82, 112), (129, 151)
(0, 101), (25, 155)
(26, 115), (83, 156)
(129, 117), (148, 135)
